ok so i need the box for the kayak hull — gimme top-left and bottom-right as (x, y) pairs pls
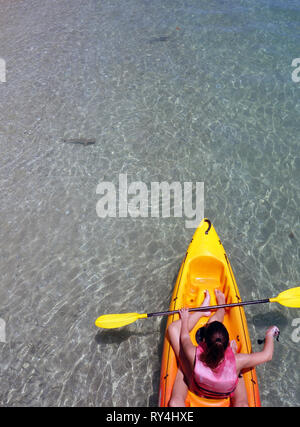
(159, 219), (261, 407)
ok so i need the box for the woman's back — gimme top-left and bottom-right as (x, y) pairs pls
(191, 342), (238, 398)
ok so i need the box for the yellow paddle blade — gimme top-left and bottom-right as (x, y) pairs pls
(270, 287), (300, 308)
(95, 312), (147, 329)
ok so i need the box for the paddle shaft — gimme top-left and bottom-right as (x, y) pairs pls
(146, 298), (270, 318)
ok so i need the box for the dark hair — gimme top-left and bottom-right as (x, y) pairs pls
(200, 321), (229, 370)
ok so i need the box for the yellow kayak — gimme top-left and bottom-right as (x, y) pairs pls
(159, 219), (261, 407)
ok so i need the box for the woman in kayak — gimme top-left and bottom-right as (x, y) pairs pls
(167, 289), (279, 407)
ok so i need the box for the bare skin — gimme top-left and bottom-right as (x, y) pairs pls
(168, 289), (226, 406)
(168, 289), (279, 407)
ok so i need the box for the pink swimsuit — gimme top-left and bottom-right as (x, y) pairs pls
(190, 343), (238, 399)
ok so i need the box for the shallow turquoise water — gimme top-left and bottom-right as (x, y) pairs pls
(0, 0), (299, 406)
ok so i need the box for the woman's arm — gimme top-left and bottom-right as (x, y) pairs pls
(236, 326), (279, 372)
(179, 308), (197, 369)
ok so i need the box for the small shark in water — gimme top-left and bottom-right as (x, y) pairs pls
(63, 138), (96, 146)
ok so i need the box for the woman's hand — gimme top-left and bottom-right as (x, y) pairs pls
(266, 326), (280, 338)
(179, 307), (190, 321)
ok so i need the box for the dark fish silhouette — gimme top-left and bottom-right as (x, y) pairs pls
(149, 35), (170, 43)
(63, 138), (96, 146)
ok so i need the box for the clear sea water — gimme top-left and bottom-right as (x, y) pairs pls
(0, 0), (299, 407)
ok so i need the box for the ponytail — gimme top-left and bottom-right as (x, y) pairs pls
(200, 321), (229, 369)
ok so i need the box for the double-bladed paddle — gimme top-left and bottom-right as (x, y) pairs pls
(95, 286), (300, 329)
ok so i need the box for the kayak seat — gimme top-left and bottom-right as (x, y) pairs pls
(186, 390), (230, 407)
(184, 256), (228, 307)
(188, 256), (226, 288)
